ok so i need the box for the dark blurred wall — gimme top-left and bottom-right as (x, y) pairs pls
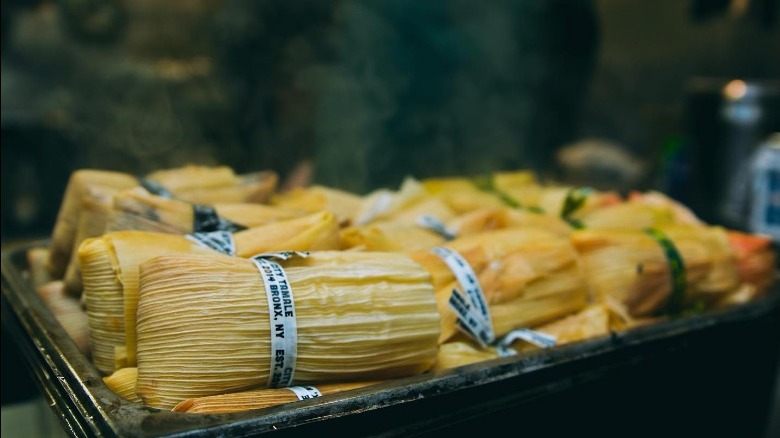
(2, 0), (779, 238)
(578, 0), (780, 196)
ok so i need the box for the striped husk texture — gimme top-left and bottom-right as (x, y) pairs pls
(78, 232), (218, 373)
(410, 227), (589, 344)
(135, 251), (440, 409)
(172, 381), (378, 414)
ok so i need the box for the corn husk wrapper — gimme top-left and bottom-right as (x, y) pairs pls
(172, 381), (379, 414)
(37, 281), (90, 355)
(48, 170), (137, 279)
(80, 211), (342, 374)
(104, 368), (142, 403)
(572, 225), (740, 317)
(491, 170), (538, 191)
(448, 208), (573, 238)
(155, 170), (278, 204)
(503, 185), (622, 219)
(79, 232), (218, 374)
(135, 251), (441, 409)
(108, 187), (303, 234)
(62, 190), (120, 296)
(433, 342), (500, 371)
(421, 171), (537, 214)
(271, 185), (363, 226)
(144, 165), (238, 192)
(578, 190), (707, 230)
(232, 211), (342, 256)
(144, 165), (275, 201)
(353, 178), (456, 226)
(410, 227), (588, 344)
(627, 191), (704, 226)
(508, 305), (611, 354)
(424, 179), (505, 214)
(341, 222), (446, 252)
(27, 248), (53, 290)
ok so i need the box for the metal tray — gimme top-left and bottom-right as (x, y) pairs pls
(3, 239), (780, 438)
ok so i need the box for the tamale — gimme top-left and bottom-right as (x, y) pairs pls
(48, 170), (137, 279)
(355, 177), (456, 226)
(108, 187), (303, 234)
(510, 305), (611, 353)
(232, 211), (342, 256)
(27, 247), (52, 290)
(63, 189), (119, 296)
(572, 225), (740, 317)
(491, 170), (537, 191)
(172, 381), (379, 414)
(628, 191), (704, 226)
(449, 207), (572, 238)
(727, 230), (777, 295)
(433, 341), (499, 371)
(578, 190), (707, 230)
(144, 165), (238, 192)
(271, 185), (363, 226)
(135, 251), (440, 409)
(410, 227), (588, 344)
(162, 171), (278, 204)
(104, 368), (142, 403)
(340, 221), (446, 252)
(428, 183), (505, 214)
(79, 232), (218, 373)
(81, 213), (342, 373)
(37, 281), (90, 355)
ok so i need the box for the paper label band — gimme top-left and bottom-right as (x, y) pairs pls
(417, 215), (457, 240)
(186, 231), (236, 256)
(252, 251), (310, 261)
(286, 385), (322, 400)
(499, 327), (557, 352)
(644, 228), (687, 315)
(192, 204), (247, 233)
(430, 246), (494, 345)
(252, 256), (298, 388)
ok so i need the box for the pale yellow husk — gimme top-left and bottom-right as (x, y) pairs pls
(232, 211), (342, 256)
(143, 164), (277, 203)
(571, 225), (740, 317)
(37, 281), (90, 355)
(79, 232), (218, 373)
(271, 185), (363, 226)
(355, 178), (457, 227)
(410, 227), (589, 344)
(63, 189), (119, 296)
(433, 342), (499, 371)
(48, 170), (138, 279)
(340, 221), (446, 252)
(104, 368), (142, 403)
(448, 207), (572, 238)
(27, 247), (53, 290)
(79, 238), (128, 374)
(108, 187), (302, 234)
(135, 251), (440, 409)
(172, 381), (379, 414)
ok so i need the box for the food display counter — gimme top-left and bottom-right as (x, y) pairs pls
(3, 239), (779, 437)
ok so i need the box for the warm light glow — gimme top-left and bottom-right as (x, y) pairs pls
(724, 79), (748, 100)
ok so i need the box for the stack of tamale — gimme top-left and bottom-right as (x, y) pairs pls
(30, 164), (776, 415)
